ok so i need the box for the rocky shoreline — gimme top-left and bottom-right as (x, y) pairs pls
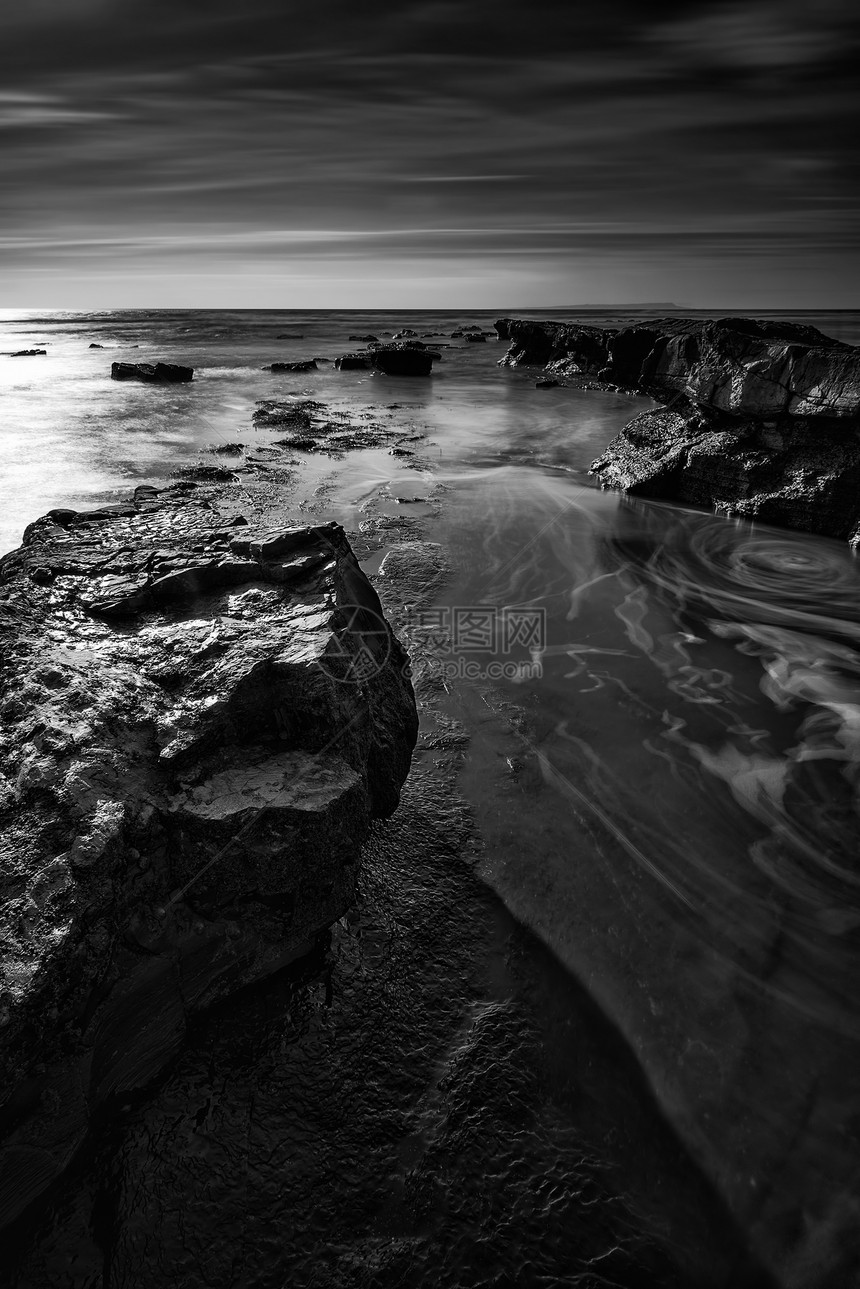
(0, 476), (418, 1230)
(0, 408), (774, 1289)
(496, 315), (860, 547)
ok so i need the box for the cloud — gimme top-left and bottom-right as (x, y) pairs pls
(0, 0), (857, 305)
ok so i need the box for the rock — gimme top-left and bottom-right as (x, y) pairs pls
(0, 483), (417, 1231)
(110, 362), (194, 383)
(591, 407), (860, 548)
(275, 333), (304, 339)
(88, 343), (104, 349)
(535, 378), (559, 389)
(335, 353), (371, 371)
(391, 329), (419, 340)
(348, 334), (379, 342)
(264, 360), (317, 373)
(8, 350), (47, 358)
(495, 318), (610, 370)
(496, 315), (860, 545)
(463, 333), (487, 343)
(496, 316), (860, 419)
(368, 344), (435, 377)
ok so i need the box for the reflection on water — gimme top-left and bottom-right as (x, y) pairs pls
(430, 468), (860, 1280)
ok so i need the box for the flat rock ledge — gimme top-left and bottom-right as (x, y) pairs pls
(0, 483), (417, 1230)
(496, 316), (860, 546)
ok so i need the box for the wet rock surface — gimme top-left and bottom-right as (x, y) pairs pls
(591, 406), (860, 548)
(0, 481), (417, 1231)
(110, 362), (194, 383)
(496, 316), (860, 544)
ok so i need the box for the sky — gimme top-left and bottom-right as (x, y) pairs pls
(1, 0), (858, 309)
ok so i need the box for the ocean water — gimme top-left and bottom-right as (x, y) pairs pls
(3, 308), (860, 1286)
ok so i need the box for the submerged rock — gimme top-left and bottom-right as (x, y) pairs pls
(111, 361), (194, 383)
(0, 483), (417, 1230)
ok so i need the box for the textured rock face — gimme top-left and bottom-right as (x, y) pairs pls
(496, 316), (860, 419)
(591, 408), (860, 548)
(495, 318), (610, 371)
(496, 316), (860, 545)
(0, 483), (417, 1229)
(111, 361), (194, 383)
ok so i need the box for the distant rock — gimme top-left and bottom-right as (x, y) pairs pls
(264, 360), (317, 373)
(348, 334), (379, 343)
(0, 482), (417, 1230)
(275, 333), (305, 339)
(463, 333), (487, 343)
(368, 344), (435, 377)
(111, 361), (193, 383)
(392, 329), (419, 340)
(8, 349), (47, 357)
(335, 353), (371, 371)
(88, 343), (104, 349)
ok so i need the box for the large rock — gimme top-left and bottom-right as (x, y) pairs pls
(496, 316), (860, 545)
(111, 361), (194, 383)
(495, 318), (610, 371)
(0, 483), (417, 1230)
(496, 316), (860, 419)
(368, 343), (435, 377)
(591, 407), (860, 548)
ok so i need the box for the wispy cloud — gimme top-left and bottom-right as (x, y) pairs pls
(0, 0), (857, 304)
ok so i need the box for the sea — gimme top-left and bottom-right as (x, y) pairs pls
(3, 307), (860, 1288)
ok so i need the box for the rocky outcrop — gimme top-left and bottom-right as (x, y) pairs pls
(335, 344), (437, 377)
(111, 362), (194, 383)
(496, 316), (860, 419)
(0, 482), (417, 1230)
(495, 318), (610, 372)
(591, 407), (860, 548)
(264, 360), (317, 373)
(335, 353), (370, 371)
(368, 343), (435, 377)
(496, 316), (860, 545)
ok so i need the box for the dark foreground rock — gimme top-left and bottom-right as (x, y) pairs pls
(111, 361), (194, 383)
(0, 482), (417, 1231)
(496, 316), (860, 545)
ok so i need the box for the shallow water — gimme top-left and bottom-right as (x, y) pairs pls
(3, 307), (860, 1285)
